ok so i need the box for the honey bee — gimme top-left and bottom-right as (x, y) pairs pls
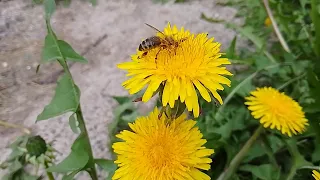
(138, 23), (187, 60)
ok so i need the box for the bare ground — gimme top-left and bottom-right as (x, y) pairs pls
(0, 0), (238, 179)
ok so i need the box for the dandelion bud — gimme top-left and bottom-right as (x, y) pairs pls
(26, 135), (47, 157)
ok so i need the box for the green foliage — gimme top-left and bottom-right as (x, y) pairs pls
(95, 159), (117, 179)
(47, 135), (89, 174)
(69, 113), (81, 134)
(201, 13), (225, 23)
(33, 0), (96, 6)
(196, 0), (320, 179)
(311, 0), (320, 57)
(108, 95), (140, 152)
(31, 0), (98, 179)
(42, 34), (88, 63)
(0, 135), (55, 180)
(26, 136), (47, 157)
(37, 74), (80, 121)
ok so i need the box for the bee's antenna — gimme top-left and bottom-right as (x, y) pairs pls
(145, 23), (165, 36)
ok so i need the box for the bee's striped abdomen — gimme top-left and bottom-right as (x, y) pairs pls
(139, 36), (161, 51)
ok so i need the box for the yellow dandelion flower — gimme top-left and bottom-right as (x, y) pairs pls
(112, 108), (214, 180)
(313, 170), (320, 180)
(264, 17), (272, 27)
(118, 23), (232, 117)
(245, 87), (308, 137)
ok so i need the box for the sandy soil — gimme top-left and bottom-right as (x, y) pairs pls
(0, 0), (238, 179)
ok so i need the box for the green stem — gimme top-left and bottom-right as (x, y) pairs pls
(261, 134), (278, 167)
(76, 106), (98, 180)
(284, 139), (313, 180)
(44, 8), (98, 180)
(277, 73), (306, 90)
(217, 126), (264, 180)
(286, 166), (297, 180)
(263, 0), (291, 53)
(299, 166), (320, 171)
(87, 168), (98, 180)
(45, 162), (55, 180)
(58, 59), (98, 179)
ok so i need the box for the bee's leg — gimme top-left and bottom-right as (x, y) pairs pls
(138, 52), (148, 59)
(155, 48), (162, 60)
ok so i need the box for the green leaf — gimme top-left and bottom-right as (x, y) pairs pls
(226, 36), (237, 59)
(44, 0), (56, 20)
(200, 13), (225, 23)
(63, 0), (72, 6)
(90, 0), (97, 6)
(42, 36), (87, 63)
(312, 139), (320, 162)
(94, 159), (117, 180)
(121, 111), (139, 122)
(286, 139), (313, 168)
(240, 164), (280, 180)
(243, 143), (266, 163)
(7, 149), (24, 161)
(62, 169), (81, 180)
(9, 159), (23, 173)
(255, 56), (274, 71)
(234, 79), (255, 97)
(311, 0), (320, 57)
(95, 159), (117, 171)
(114, 102), (136, 121)
(226, 23), (276, 63)
(47, 134), (89, 173)
(37, 74), (80, 121)
(69, 113), (80, 134)
(112, 96), (131, 104)
(21, 171), (39, 180)
(33, 0), (44, 4)
(42, 33), (62, 62)
(95, 159), (117, 180)
(58, 40), (88, 63)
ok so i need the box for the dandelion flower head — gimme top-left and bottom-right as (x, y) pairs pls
(118, 23), (232, 117)
(264, 17), (272, 27)
(245, 87), (308, 137)
(313, 170), (320, 180)
(112, 108), (214, 180)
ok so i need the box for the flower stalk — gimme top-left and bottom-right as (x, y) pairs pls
(60, 60), (98, 180)
(45, 161), (55, 180)
(75, 106), (98, 180)
(0, 120), (31, 134)
(262, 0), (291, 53)
(217, 126), (264, 180)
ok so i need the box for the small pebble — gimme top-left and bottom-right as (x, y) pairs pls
(26, 66), (31, 70)
(2, 62), (8, 68)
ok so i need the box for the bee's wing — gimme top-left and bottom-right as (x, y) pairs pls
(145, 23), (165, 36)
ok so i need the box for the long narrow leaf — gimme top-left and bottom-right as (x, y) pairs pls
(311, 0), (320, 57)
(226, 23), (276, 63)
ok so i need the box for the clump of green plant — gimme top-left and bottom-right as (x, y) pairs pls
(0, 135), (55, 180)
(196, 0), (320, 179)
(32, 0), (96, 6)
